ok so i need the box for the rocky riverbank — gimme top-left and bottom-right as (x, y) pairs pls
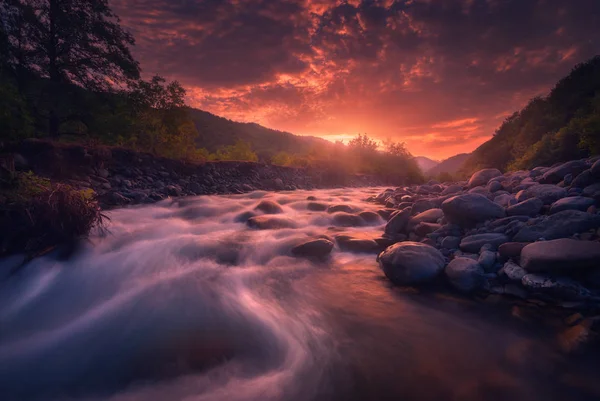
(5, 140), (389, 209)
(370, 157), (600, 312)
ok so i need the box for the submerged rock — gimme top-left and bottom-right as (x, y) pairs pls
(378, 242), (445, 285)
(291, 239), (334, 259)
(254, 200), (284, 214)
(247, 215), (297, 229)
(327, 204), (354, 214)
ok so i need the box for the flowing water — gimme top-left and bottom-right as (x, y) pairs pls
(1, 188), (599, 401)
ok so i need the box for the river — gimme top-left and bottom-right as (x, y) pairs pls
(1, 188), (599, 401)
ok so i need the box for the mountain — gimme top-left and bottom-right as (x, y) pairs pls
(413, 156), (440, 172)
(462, 56), (600, 174)
(188, 108), (334, 159)
(427, 153), (471, 178)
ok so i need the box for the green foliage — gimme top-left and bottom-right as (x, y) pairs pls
(213, 140), (258, 162)
(0, 78), (33, 139)
(463, 56), (600, 173)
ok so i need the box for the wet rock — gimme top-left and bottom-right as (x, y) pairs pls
(460, 233), (508, 253)
(521, 274), (591, 301)
(306, 196), (317, 201)
(336, 237), (380, 253)
(234, 211), (256, 223)
(273, 178), (285, 190)
(377, 208), (396, 220)
(165, 185), (182, 197)
(506, 198), (543, 217)
(549, 196), (596, 214)
(307, 202), (328, 211)
(385, 207), (412, 235)
(540, 160), (588, 184)
(247, 215), (297, 229)
(359, 211), (381, 224)
(327, 204), (354, 214)
(445, 257), (484, 292)
(468, 168), (502, 189)
(516, 184), (567, 205)
(378, 242), (445, 285)
(521, 239), (600, 273)
(441, 193), (506, 226)
(513, 210), (600, 242)
(500, 260), (527, 281)
(291, 239), (334, 259)
(254, 200), (284, 214)
(332, 212), (363, 227)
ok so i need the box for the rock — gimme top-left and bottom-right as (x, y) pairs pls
(549, 196), (596, 214)
(468, 168), (502, 189)
(332, 212), (362, 227)
(521, 274), (591, 301)
(385, 208), (412, 235)
(498, 242), (529, 261)
(442, 185), (463, 195)
(521, 239), (600, 272)
(513, 210), (600, 242)
(441, 236), (461, 249)
(307, 202), (328, 211)
(459, 233), (509, 253)
(189, 182), (204, 194)
(441, 193), (506, 226)
(336, 237), (380, 253)
(107, 192), (131, 206)
(13, 153), (29, 170)
(242, 184), (254, 192)
(273, 178), (285, 190)
(358, 211), (381, 224)
(487, 180), (503, 193)
(500, 260), (527, 281)
(445, 257), (484, 292)
(570, 170), (596, 189)
(234, 211), (256, 223)
(291, 239), (334, 258)
(493, 193), (516, 207)
(247, 216), (297, 229)
(541, 160), (588, 184)
(516, 184), (567, 205)
(378, 242), (445, 285)
(582, 183), (600, 197)
(254, 200), (284, 214)
(97, 168), (109, 178)
(414, 222), (442, 237)
(327, 204), (354, 214)
(591, 159), (600, 177)
(506, 198), (543, 217)
(165, 185), (181, 197)
(478, 250), (497, 272)
(412, 199), (436, 214)
(409, 208), (444, 228)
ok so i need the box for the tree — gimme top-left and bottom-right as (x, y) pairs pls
(214, 140), (258, 162)
(2, 0), (140, 137)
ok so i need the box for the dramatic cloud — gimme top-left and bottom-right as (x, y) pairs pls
(111, 0), (600, 159)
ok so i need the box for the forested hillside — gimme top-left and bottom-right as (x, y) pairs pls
(462, 56), (600, 173)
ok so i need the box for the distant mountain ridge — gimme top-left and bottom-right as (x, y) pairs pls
(427, 153), (471, 177)
(414, 156), (440, 172)
(188, 108), (333, 159)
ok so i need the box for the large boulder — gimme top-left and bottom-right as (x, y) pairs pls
(445, 258), (485, 292)
(291, 239), (334, 259)
(378, 242), (445, 285)
(247, 216), (297, 229)
(408, 208), (444, 229)
(521, 274), (591, 301)
(385, 207), (412, 235)
(332, 212), (362, 227)
(468, 168), (502, 189)
(460, 233), (509, 253)
(441, 193), (506, 226)
(512, 210), (600, 242)
(571, 169), (596, 189)
(506, 198), (543, 217)
(520, 239), (600, 272)
(516, 185), (567, 205)
(254, 200), (284, 214)
(336, 237), (380, 253)
(590, 159), (600, 177)
(540, 160), (588, 184)
(549, 196), (596, 214)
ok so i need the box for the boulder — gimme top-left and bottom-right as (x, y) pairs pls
(441, 236), (461, 249)
(445, 257), (485, 292)
(291, 239), (334, 258)
(516, 184), (567, 205)
(358, 211), (381, 224)
(549, 196), (595, 214)
(409, 208), (444, 228)
(378, 242), (445, 285)
(459, 233), (509, 253)
(478, 250), (497, 272)
(500, 260), (527, 281)
(441, 193), (506, 226)
(414, 222), (442, 237)
(582, 183), (600, 197)
(247, 216), (297, 229)
(506, 198), (543, 217)
(468, 168), (502, 189)
(254, 200), (284, 214)
(332, 212), (363, 227)
(591, 159), (600, 177)
(327, 204), (354, 214)
(498, 242), (529, 261)
(336, 237), (380, 253)
(540, 160), (588, 184)
(487, 180), (503, 193)
(385, 208), (412, 235)
(442, 185), (463, 195)
(520, 239), (600, 272)
(307, 202), (328, 211)
(513, 210), (600, 242)
(493, 193), (517, 207)
(570, 169), (596, 189)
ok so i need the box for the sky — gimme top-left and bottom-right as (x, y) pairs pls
(111, 0), (600, 160)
